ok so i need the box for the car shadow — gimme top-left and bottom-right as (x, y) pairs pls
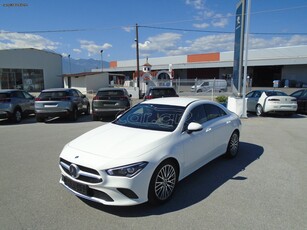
(0, 114), (37, 125)
(80, 141), (264, 216)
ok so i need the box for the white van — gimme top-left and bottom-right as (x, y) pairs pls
(191, 79), (227, 93)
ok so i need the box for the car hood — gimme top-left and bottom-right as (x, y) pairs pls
(67, 123), (172, 159)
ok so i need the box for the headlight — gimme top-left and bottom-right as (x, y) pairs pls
(106, 162), (148, 178)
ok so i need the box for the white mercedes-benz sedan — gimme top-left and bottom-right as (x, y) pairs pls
(59, 97), (242, 206)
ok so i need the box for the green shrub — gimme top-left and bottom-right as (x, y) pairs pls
(215, 95), (228, 103)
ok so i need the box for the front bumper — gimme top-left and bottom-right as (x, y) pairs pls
(59, 158), (154, 206)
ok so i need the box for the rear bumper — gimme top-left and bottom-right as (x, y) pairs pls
(264, 104), (297, 113)
(92, 108), (128, 117)
(35, 109), (70, 118)
(0, 111), (10, 119)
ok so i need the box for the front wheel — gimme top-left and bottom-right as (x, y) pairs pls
(148, 160), (178, 205)
(225, 131), (240, 158)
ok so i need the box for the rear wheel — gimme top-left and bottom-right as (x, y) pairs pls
(36, 115), (44, 122)
(256, 104), (264, 116)
(148, 160), (178, 205)
(225, 131), (240, 158)
(92, 115), (99, 121)
(12, 108), (22, 123)
(85, 104), (90, 115)
(69, 108), (78, 121)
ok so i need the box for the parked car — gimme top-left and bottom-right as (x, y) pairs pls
(246, 90), (297, 116)
(0, 89), (35, 123)
(191, 79), (227, 93)
(59, 97), (241, 206)
(144, 86), (178, 100)
(35, 88), (90, 122)
(92, 88), (132, 120)
(290, 89), (307, 114)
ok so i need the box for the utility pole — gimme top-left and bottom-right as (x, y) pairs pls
(100, 50), (104, 72)
(135, 23), (140, 98)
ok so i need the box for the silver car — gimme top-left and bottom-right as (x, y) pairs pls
(35, 88), (90, 122)
(0, 89), (35, 123)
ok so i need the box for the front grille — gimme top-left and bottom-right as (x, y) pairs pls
(60, 158), (102, 183)
(63, 176), (113, 202)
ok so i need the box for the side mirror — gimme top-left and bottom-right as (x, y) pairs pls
(187, 122), (203, 134)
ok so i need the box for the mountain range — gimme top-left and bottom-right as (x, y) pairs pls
(62, 57), (109, 74)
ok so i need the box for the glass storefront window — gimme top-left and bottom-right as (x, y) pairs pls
(0, 68), (44, 92)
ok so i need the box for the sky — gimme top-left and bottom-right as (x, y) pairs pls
(1, 0), (307, 62)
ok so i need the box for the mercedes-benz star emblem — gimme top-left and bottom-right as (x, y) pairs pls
(69, 164), (80, 179)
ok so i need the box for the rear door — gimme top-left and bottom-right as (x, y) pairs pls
(246, 91), (262, 112)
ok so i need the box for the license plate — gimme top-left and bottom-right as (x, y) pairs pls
(63, 177), (88, 195)
(44, 104), (57, 108)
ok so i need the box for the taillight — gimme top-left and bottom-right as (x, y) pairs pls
(60, 96), (70, 101)
(35, 98), (41, 101)
(93, 96), (99, 100)
(119, 96), (128, 101)
(145, 95), (153, 100)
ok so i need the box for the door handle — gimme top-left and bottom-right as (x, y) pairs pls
(206, 128), (212, 132)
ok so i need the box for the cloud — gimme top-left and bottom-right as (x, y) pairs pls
(185, 0), (204, 10)
(79, 40), (112, 56)
(0, 30), (59, 50)
(133, 33), (182, 57)
(193, 22), (210, 29)
(122, 26), (134, 33)
(73, 48), (82, 53)
(136, 32), (307, 57)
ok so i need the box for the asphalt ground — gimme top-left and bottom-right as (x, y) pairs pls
(0, 112), (306, 230)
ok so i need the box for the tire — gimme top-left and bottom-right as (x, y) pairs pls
(12, 108), (22, 123)
(256, 104), (264, 116)
(225, 131), (240, 158)
(85, 104), (90, 115)
(36, 116), (44, 122)
(69, 108), (78, 121)
(197, 89), (202, 93)
(148, 160), (178, 205)
(92, 115), (99, 121)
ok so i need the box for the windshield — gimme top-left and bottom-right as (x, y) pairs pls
(113, 104), (185, 132)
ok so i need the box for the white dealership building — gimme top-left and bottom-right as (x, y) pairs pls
(0, 48), (63, 91)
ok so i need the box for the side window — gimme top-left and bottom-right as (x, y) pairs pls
(204, 104), (226, 121)
(71, 90), (79, 97)
(246, 91), (254, 98)
(253, 91), (262, 98)
(15, 91), (25, 98)
(23, 91), (33, 99)
(76, 89), (83, 97)
(183, 105), (207, 131)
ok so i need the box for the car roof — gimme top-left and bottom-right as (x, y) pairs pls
(148, 86), (175, 90)
(142, 97), (200, 107)
(41, 88), (71, 92)
(97, 88), (125, 91)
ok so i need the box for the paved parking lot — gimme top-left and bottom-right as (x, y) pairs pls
(0, 113), (306, 230)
